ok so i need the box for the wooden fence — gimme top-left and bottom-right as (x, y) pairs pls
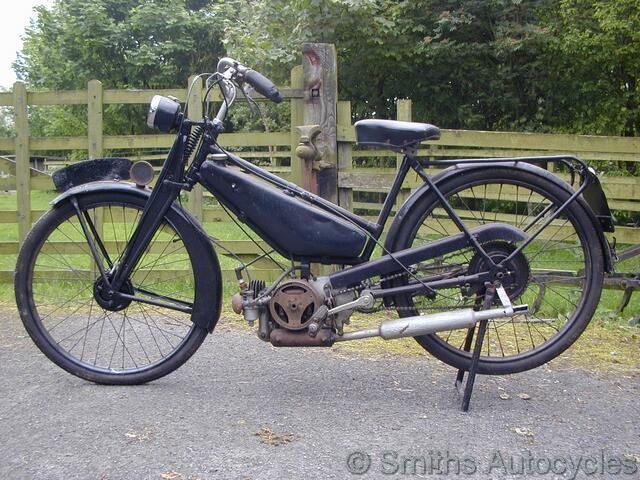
(0, 43), (638, 283)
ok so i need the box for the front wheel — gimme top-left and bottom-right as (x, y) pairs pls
(15, 191), (210, 384)
(390, 166), (605, 374)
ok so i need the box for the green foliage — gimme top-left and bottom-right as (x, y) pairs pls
(15, 0), (224, 90)
(15, 0), (225, 137)
(0, 108), (14, 138)
(11, 0), (640, 139)
(544, 0), (640, 136)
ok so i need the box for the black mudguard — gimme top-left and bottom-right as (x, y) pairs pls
(52, 158), (133, 192)
(51, 181), (222, 332)
(385, 161), (615, 273)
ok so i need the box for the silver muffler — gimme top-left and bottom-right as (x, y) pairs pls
(334, 304), (528, 342)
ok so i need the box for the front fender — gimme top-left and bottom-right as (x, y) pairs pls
(51, 181), (222, 332)
(386, 161), (614, 273)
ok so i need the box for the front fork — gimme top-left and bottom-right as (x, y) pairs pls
(76, 133), (190, 296)
(109, 180), (183, 292)
(108, 120), (221, 295)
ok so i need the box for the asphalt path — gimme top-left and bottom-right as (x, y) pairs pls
(1, 310), (638, 479)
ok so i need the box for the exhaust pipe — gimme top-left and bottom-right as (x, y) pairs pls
(334, 304), (528, 342)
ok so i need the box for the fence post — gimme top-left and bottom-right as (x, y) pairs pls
(87, 80), (103, 159)
(337, 100), (353, 211)
(290, 65), (305, 187)
(301, 43), (338, 203)
(187, 75), (204, 222)
(87, 80), (104, 273)
(14, 81), (30, 246)
(396, 99), (412, 211)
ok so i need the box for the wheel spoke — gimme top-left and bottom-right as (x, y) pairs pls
(394, 174), (596, 369)
(26, 198), (199, 378)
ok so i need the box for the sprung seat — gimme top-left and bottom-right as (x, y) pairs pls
(355, 119), (440, 150)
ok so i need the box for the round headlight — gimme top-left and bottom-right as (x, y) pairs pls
(147, 95), (181, 132)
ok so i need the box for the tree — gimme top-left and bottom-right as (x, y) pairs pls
(13, 0), (639, 137)
(218, 0), (558, 130)
(15, 0), (224, 90)
(546, 0), (640, 136)
(14, 0), (226, 136)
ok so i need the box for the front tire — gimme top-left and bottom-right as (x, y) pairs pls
(15, 191), (211, 385)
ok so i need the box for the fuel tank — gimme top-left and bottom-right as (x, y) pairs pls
(199, 159), (367, 262)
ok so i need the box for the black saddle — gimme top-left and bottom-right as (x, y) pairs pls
(355, 119), (440, 150)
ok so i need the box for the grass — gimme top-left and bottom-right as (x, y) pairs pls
(216, 307), (640, 374)
(0, 189), (638, 374)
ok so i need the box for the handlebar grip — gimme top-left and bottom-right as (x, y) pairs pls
(244, 69), (283, 103)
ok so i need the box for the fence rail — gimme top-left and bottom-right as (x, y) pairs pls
(0, 43), (638, 285)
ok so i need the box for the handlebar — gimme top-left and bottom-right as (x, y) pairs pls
(216, 57), (283, 103)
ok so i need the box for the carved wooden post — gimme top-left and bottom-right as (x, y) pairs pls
(301, 43), (338, 202)
(295, 125), (321, 192)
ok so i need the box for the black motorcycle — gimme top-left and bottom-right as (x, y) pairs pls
(15, 58), (614, 387)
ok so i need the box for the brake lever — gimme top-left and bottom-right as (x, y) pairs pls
(238, 83), (261, 116)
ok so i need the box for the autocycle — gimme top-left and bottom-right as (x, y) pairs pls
(15, 58), (615, 406)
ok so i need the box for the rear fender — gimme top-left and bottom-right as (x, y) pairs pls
(386, 161), (614, 273)
(51, 181), (222, 332)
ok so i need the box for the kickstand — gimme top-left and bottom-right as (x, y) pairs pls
(455, 282), (496, 412)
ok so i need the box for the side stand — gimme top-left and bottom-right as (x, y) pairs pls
(455, 283), (496, 412)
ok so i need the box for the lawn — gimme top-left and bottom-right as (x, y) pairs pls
(0, 189), (638, 373)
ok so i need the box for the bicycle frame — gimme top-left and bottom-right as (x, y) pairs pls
(27, 60), (620, 399)
(96, 116), (613, 308)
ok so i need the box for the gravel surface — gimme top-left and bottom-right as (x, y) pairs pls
(1, 310), (638, 480)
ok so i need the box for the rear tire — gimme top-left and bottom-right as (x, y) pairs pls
(15, 191), (210, 385)
(389, 166), (604, 374)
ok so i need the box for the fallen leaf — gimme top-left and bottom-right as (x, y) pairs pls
(623, 453), (640, 463)
(124, 427), (153, 443)
(511, 426), (534, 437)
(518, 393), (531, 400)
(254, 427), (302, 446)
(499, 393), (511, 400)
(160, 472), (184, 480)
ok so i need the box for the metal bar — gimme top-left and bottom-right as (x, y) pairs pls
(461, 320), (487, 412)
(420, 154), (586, 167)
(359, 155), (413, 259)
(617, 244), (640, 263)
(460, 283), (496, 412)
(70, 197), (109, 284)
(329, 223), (525, 289)
(410, 157), (495, 266)
(502, 181), (588, 265)
(134, 287), (194, 308)
(111, 133), (188, 290)
(83, 210), (113, 268)
(370, 273), (488, 299)
(115, 292), (193, 314)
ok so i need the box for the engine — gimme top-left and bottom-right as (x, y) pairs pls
(231, 276), (356, 347)
(269, 279), (324, 330)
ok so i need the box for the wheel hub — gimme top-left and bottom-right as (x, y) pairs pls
(467, 241), (530, 300)
(93, 275), (134, 312)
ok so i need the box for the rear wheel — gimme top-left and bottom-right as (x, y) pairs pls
(390, 166), (604, 374)
(15, 191), (209, 384)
